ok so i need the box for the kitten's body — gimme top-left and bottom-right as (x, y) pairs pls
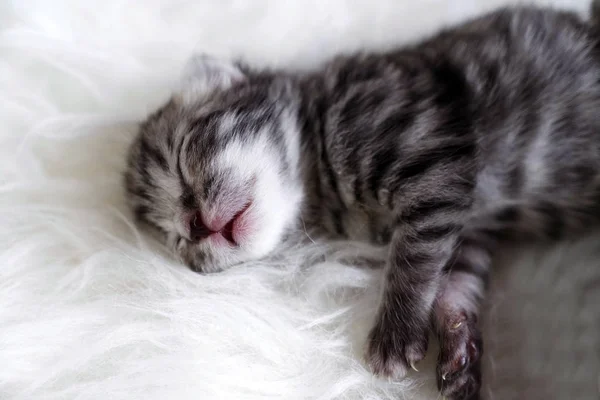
(300, 9), (600, 244)
(125, 5), (600, 399)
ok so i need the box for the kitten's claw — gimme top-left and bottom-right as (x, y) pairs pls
(437, 312), (482, 400)
(451, 321), (462, 329)
(410, 361), (419, 372)
(365, 312), (428, 380)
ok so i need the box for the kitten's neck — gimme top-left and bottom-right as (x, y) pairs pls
(292, 73), (339, 233)
(296, 73), (327, 156)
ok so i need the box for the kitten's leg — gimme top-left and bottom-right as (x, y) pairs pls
(434, 238), (491, 400)
(365, 199), (467, 379)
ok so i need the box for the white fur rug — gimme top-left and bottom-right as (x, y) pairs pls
(1, 1), (598, 399)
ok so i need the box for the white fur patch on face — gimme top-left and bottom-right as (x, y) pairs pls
(206, 133), (303, 262)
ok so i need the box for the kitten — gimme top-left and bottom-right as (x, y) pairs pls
(124, 4), (600, 399)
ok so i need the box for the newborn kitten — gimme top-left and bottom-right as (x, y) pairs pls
(124, 5), (600, 399)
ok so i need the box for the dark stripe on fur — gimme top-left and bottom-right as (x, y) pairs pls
(402, 199), (466, 224)
(413, 223), (462, 242)
(535, 201), (565, 240)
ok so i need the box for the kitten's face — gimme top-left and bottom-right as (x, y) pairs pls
(124, 56), (303, 273)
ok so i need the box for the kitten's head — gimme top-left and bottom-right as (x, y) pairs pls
(124, 55), (304, 273)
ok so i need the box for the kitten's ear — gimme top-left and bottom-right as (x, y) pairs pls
(175, 54), (246, 105)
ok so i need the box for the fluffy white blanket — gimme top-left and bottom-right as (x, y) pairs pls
(1, 0), (598, 399)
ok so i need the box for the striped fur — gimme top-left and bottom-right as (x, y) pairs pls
(124, 5), (600, 399)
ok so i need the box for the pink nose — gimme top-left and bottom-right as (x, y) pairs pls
(189, 211), (238, 245)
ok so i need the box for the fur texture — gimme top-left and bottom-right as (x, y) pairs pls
(125, 5), (600, 399)
(1, 1), (598, 400)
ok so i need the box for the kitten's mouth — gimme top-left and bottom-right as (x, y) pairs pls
(220, 201), (253, 246)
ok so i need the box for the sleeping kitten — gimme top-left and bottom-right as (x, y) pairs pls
(124, 4), (600, 399)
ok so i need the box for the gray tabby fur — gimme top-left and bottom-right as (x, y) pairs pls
(124, 4), (600, 399)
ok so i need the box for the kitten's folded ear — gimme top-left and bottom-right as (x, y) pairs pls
(175, 54), (246, 105)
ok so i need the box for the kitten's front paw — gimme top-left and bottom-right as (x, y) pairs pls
(437, 312), (482, 400)
(365, 313), (429, 380)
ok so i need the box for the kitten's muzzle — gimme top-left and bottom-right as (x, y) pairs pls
(187, 204), (252, 246)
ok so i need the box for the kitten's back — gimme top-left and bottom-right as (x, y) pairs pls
(308, 6), (600, 241)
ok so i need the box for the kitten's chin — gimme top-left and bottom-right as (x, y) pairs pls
(179, 223), (286, 274)
(241, 189), (303, 258)
(180, 186), (303, 273)
(239, 220), (288, 261)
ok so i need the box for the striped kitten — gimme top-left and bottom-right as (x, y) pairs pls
(124, 4), (600, 399)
